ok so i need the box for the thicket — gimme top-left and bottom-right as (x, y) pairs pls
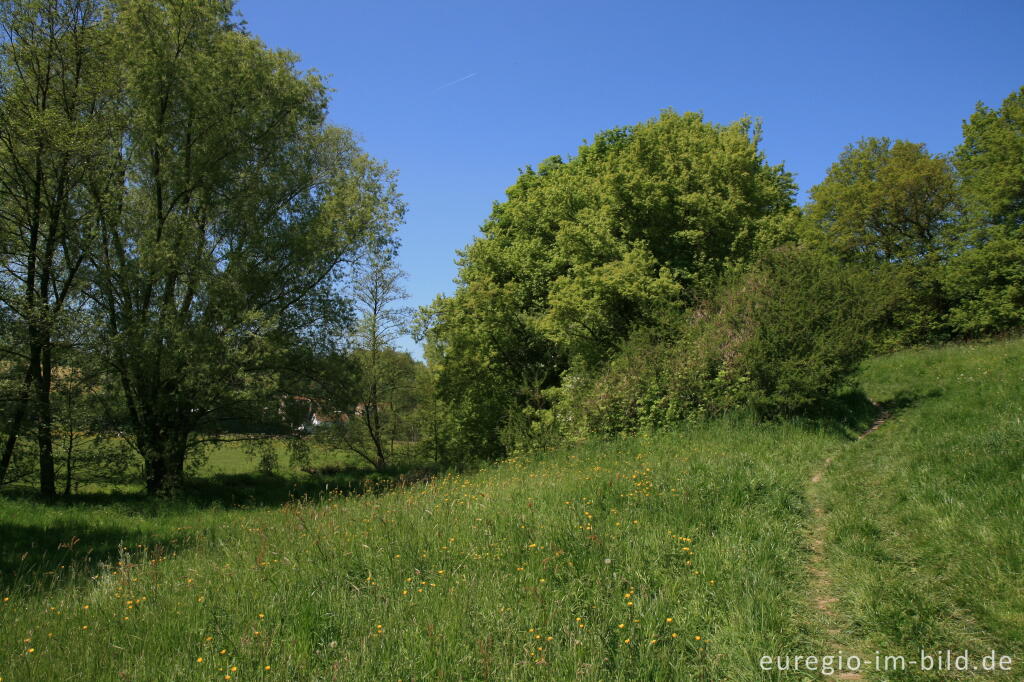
(424, 110), (800, 458)
(558, 248), (882, 437)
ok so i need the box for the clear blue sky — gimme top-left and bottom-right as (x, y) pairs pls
(236, 0), (1024, 357)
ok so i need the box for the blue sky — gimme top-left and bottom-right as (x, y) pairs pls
(236, 0), (1024, 356)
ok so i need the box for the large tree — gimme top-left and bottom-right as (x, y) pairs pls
(84, 0), (402, 494)
(425, 110), (797, 457)
(802, 137), (958, 264)
(801, 137), (960, 344)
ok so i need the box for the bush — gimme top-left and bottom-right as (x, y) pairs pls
(560, 247), (883, 434)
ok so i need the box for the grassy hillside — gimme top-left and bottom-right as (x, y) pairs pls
(821, 340), (1024, 679)
(1, 338), (1021, 680)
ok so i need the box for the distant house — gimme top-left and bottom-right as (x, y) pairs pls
(277, 395), (345, 433)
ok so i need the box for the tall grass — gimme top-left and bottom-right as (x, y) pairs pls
(821, 338), (1024, 679)
(1, 417), (847, 681)
(1, 338), (1021, 680)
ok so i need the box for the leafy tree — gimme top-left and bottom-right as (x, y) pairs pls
(0, 0), (114, 493)
(956, 86), (1024, 235)
(425, 110), (797, 457)
(802, 137), (958, 264)
(84, 0), (402, 494)
(332, 244), (415, 471)
(949, 86), (1024, 334)
(801, 137), (960, 344)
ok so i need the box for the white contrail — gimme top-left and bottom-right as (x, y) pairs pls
(433, 72), (478, 92)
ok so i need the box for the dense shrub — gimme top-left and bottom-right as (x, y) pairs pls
(559, 247), (883, 435)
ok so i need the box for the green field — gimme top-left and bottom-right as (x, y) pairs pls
(1, 338), (1021, 680)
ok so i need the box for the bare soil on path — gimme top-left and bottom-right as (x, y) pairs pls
(805, 405), (891, 680)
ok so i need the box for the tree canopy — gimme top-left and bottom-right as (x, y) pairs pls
(948, 87), (1024, 334)
(956, 86), (1024, 236)
(802, 137), (958, 264)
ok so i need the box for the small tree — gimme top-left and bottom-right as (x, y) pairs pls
(335, 245), (415, 471)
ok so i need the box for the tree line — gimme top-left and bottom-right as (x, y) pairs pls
(422, 90), (1024, 459)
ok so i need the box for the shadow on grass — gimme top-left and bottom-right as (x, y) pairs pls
(2, 458), (440, 509)
(0, 515), (192, 592)
(791, 386), (944, 440)
(181, 461), (441, 508)
(0, 461), (442, 590)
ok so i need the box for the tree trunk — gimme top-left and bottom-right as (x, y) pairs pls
(37, 342), (56, 498)
(63, 388), (75, 497)
(143, 437), (187, 496)
(0, 366), (34, 487)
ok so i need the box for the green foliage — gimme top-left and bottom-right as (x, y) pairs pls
(948, 86), (1024, 335)
(327, 247), (417, 471)
(944, 231), (1024, 335)
(426, 110), (797, 456)
(800, 137), (961, 346)
(0, 0), (404, 495)
(955, 86), (1024, 235)
(81, 0), (404, 494)
(802, 137), (958, 264)
(728, 248), (882, 413)
(561, 248), (882, 434)
(0, 0), (115, 495)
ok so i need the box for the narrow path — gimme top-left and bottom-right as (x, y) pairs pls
(805, 405), (891, 680)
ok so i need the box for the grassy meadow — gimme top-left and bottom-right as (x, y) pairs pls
(1, 337), (1022, 680)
